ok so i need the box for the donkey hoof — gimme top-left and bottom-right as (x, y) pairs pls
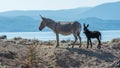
(56, 45), (59, 48)
(97, 46), (101, 49)
(72, 46), (74, 48)
(98, 47), (101, 49)
(79, 45), (81, 48)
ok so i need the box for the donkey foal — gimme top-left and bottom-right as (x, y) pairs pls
(83, 24), (101, 49)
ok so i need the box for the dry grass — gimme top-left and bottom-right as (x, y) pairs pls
(0, 38), (120, 68)
(17, 40), (39, 68)
(25, 43), (38, 68)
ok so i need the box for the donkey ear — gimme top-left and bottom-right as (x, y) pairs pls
(40, 15), (45, 20)
(87, 24), (89, 27)
(83, 23), (85, 27)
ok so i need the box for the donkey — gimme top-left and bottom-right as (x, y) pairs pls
(83, 24), (101, 49)
(39, 16), (82, 48)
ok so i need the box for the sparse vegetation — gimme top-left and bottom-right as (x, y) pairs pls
(16, 40), (39, 68)
(0, 38), (119, 68)
(25, 41), (39, 68)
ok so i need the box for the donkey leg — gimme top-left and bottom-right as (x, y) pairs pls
(56, 33), (59, 48)
(87, 39), (89, 48)
(72, 35), (78, 48)
(77, 33), (82, 48)
(97, 38), (101, 49)
(98, 38), (101, 45)
(89, 39), (92, 48)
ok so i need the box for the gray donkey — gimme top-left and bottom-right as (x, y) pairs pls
(39, 16), (82, 48)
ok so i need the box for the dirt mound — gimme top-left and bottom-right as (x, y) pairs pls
(111, 38), (120, 49)
(0, 38), (119, 68)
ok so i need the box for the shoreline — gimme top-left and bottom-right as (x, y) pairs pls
(0, 30), (120, 41)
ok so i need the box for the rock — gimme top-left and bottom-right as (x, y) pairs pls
(61, 40), (67, 43)
(0, 35), (7, 39)
(111, 42), (120, 49)
(41, 41), (54, 45)
(111, 38), (120, 43)
(111, 60), (120, 67)
(0, 51), (16, 59)
(21, 64), (29, 68)
(13, 37), (22, 40)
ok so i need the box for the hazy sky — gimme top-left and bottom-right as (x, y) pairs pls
(0, 0), (119, 12)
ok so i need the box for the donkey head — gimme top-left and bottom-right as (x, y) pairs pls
(39, 15), (47, 31)
(83, 23), (89, 33)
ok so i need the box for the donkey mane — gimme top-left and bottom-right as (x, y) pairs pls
(45, 18), (55, 23)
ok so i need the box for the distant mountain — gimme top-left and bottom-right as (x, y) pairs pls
(0, 16), (120, 32)
(0, 1), (120, 32)
(0, 16), (41, 32)
(79, 17), (120, 30)
(0, 1), (120, 20)
(80, 1), (120, 20)
(0, 7), (91, 21)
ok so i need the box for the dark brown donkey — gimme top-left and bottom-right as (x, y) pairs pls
(83, 24), (101, 49)
(39, 16), (82, 48)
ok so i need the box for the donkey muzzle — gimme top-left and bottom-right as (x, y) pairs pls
(39, 27), (42, 31)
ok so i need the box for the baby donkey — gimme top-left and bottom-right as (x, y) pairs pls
(83, 24), (101, 49)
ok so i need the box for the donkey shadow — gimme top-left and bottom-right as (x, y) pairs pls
(66, 48), (117, 62)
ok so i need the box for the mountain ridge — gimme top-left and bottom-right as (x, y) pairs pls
(0, 1), (120, 32)
(80, 1), (120, 20)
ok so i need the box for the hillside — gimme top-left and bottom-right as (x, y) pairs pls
(0, 16), (40, 32)
(79, 17), (120, 30)
(80, 1), (120, 20)
(0, 16), (120, 32)
(0, 1), (120, 20)
(0, 37), (119, 68)
(0, 7), (91, 21)
(0, 1), (120, 32)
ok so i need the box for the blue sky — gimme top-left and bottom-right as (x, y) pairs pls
(0, 0), (119, 12)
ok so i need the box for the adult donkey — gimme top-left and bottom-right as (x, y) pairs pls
(39, 16), (82, 48)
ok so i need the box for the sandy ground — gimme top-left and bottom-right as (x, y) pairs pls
(0, 37), (119, 68)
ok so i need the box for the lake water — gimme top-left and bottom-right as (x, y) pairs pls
(0, 30), (120, 41)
